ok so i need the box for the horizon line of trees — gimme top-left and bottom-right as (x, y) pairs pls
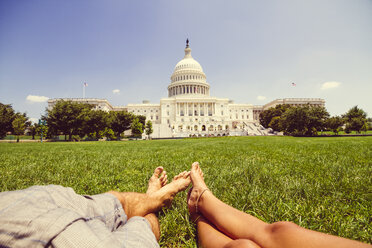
(1, 101), (371, 141)
(0, 100), (154, 141)
(259, 104), (370, 136)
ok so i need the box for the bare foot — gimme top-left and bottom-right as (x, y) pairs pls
(171, 171), (192, 192)
(152, 170), (191, 207)
(188, 162), (209, 215)
(147, 166), (168, 194)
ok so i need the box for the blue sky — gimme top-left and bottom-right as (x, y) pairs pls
(0, 0), (371, 122)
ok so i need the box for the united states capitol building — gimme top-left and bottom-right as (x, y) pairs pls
(48, 41), (325, 138)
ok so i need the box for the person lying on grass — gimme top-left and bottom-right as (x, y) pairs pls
(0, 167), (191, 248)
(187, 162), (371, 248)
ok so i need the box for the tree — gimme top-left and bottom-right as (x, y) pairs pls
(36, 123), (49, 140)
(259, 104), (291, 130)
(28, 123), (38, 140)
(280, 105), (329, 136)
(0, 103), (15, 139)
(307, 106), (329, 133)
(145, 120), (153, 139)
(100, 127), (115, 140)
(85, 110), (108, 139)
(361, 120), (369, 133)
(137, 115), (146, 132)
(326, 116), (344, 135)
(131, 117), (143, 138)
(12, 114), (28, 142)
(268, 116), (281, 132)
(109, 111), (133, 140)
(46, 100), (92, 140)
(342, 106), (368, 133)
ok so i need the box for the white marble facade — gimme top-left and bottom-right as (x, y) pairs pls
(126, 42), (263, 138)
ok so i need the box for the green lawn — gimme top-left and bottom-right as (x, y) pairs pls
(0, 136), (371, 247)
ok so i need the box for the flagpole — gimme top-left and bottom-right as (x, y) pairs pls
(83, 84), (85, 98)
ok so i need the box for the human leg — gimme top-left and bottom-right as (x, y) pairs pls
(144, 167), (167, 240)
(189, 162), (371, 248)
(108, 169), (190, 219)
(188, 188), (235, 248)
(188, 162), (267, 242)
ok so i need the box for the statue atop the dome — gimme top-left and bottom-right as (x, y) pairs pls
(186, 38), (189, 48)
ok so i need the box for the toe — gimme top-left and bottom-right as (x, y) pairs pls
(162, 175), (168, 186)
(153, 166), (164, 177)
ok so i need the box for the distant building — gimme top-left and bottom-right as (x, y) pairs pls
(48, 98), (114, 112)
(48, 41), (325, 138)
(263, 98), (325, 110)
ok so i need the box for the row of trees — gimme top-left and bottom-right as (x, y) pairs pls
(0, 101), (154, 141)
(0, 103), (31, 141)
(45, 100), (153, 140)
(259, 104), (369, 136)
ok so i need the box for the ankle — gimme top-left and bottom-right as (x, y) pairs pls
(196, 188), (209, 213)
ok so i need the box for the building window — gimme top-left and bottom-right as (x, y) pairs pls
(167, 111), (169, 116)
(221, 111), (223, 115)
(156, 116), (158, 120)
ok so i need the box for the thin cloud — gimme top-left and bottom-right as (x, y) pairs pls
(113, 89), (120, 95)
(29, 117), (39, 123)
(26, 95), (49, 103)
(321, 81), (340, 90)
(257, 95), (266, 101)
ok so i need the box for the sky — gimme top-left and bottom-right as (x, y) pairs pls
(0, 0), (371, 123)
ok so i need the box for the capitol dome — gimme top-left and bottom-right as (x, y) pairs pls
(168, 40), (210, 97)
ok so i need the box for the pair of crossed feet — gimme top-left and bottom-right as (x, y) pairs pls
(147, 162), (208, 220)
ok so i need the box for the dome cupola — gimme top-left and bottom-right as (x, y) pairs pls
(168, 39), (210, 97)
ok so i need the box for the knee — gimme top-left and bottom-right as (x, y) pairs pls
(144, 214), (160, 241)
(224, 239), (261, 248)
(267, 221), (299, 236)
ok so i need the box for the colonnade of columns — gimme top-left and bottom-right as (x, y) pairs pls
(175, 102), (215, 117)
(168, 85), (210, 97)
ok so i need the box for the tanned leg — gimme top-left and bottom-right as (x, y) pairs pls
(143, 166), (168, 240)
(108, 169), (191, 219)
(189, 162), (371, 248)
